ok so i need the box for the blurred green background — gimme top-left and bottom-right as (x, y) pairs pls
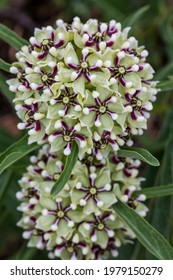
(0, 0), (173, 260)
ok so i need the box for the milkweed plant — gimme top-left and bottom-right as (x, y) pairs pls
(0, 16), (173, 260)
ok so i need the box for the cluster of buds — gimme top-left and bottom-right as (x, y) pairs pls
(8, 17), (158, 159)
(8, 17), (158, 259)
(17, 145), (147, 260)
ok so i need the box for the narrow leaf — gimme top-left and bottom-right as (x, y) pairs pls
(117, 147), (160, 166)
(158, 80), (173, 92)
(51, 141), (79, 197)
(157, 106), (173, 142)
(0, 23), (28, 49)
(0, 58), (11, 72)
(150, 139), (173, 242)
(155, 62), (173, 80)
(134, 183), (173, 198)
(0, 128), (16, 151)
(12, 242), (36, 260)
(0, 169), (13, 202)
(0, 134), (38, 175)
(123, 5), (149, 28)
(0, 72), (14, 105)
(113, 200), (173, 260)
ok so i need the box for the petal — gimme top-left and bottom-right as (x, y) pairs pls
(100, 114), (114, 131)
(87, 53), (99, 66)
(28, 125), (46, 144)
(121, 54), (137, 68)
(28, 236), (41, 248)
(72, 76), (85, 98)
(39, 196), (57, 210)
(80, 111), (95, 127)
(36, 215), (55, 231)
(127, 114), (147, 129)
(46, 232), (57, 248)
(91, 71), (110, 86)
(116, 113), (127, 129)
(59, 68), (73, 82)
(96, 230), (109, 249)
(68, 209), (86, 223)
(71, 189), (85, 205)
(25, 73), (42, 85)
(138, 64), (154, 80)
(84, 198), (99, 215)
(86, 19), (98, 34)
(125, 73), (142, 90)
(108, 99), (125, 114)
(66, 106), (82, 119)
(57, 219), (73, 237)
(98, 192), (117, 208)
(34, 29), (49, 43)
(74, 32), (84, 48)
(50, 137), (65, 152)
(138, 91), (150, 102)
(97, 85), (112, 101)
(95, 169), (111, 188)
(51, 82), (61, 96)
(64, 43), (79, 65)
(47, 104), (64, 119)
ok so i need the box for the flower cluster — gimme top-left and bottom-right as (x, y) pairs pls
(17, 145), (147, 260)
(10, 17), (158, 259)
(8, 17), (158, 159)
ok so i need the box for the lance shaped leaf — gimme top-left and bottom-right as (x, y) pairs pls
(123, 5), (149, 28)
(51, 141), (79, 197)
(0, 23), (28, 49)
(134, 183), (173, 198)
(158, 80), (173, 92)
(117, 147), (160, 166)
(0, 58), (11, 72)
(113, 200), (173, 260)
(0, 134), (38, 175)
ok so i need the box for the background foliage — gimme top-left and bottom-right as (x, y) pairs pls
(0, 0), (173, 260)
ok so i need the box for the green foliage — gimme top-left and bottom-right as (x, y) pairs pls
(0, 134), (38, 175)
(158, 80), (173, 92)
(0, 23), (28, 50)
(113, 200), (173, 260)
(0, 58), (11, 72)
(134, 183), (173, 198)
(117, 147), (160, 166)
(0, 72), (14, 105)
(51, 141), (79, 196)
(123, 5), (150, 28)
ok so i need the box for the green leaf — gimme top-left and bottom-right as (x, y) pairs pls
(117, 147), (160, 166)
(0, 169), (13, 203)
(161, 11), (173, 61)
(123, 5), (150, 28)
(134, 183), (173, 198)
(113, 200), (173, 260)
(155, 62), (173, 80)
(157, 106), (173, 142)
(0, 134), (38, 175)
(0, 128), (16, 152)
(150, 139), (173, 240)
(12, 242), (37, 260)
(158, 80), (173, 92)
(0, 23), (28, 50)
(51, 141), (79, 197)
(0, 58), (11, 72)
(0, 72), (14, 105)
